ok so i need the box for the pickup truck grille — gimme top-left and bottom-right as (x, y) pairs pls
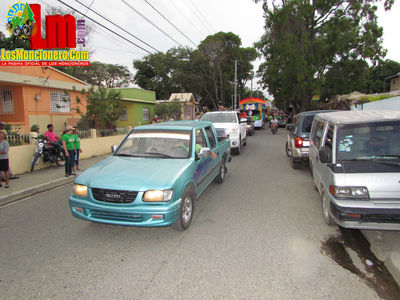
(91, 188), (138, 204)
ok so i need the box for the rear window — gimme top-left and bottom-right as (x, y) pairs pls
(302, 115), (315, 133)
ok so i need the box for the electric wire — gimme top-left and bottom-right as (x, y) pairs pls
(181, 0), (213, 34)
(144, 0), (197, 47)
(121, 0), (183, 47)
(168, 0), (206, 38)
(188, 0), (215, 32)
(74, 0), (160, 53)
(56, 0), (153, 54)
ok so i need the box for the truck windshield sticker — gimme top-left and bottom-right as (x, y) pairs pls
(338, 137), (353, 152)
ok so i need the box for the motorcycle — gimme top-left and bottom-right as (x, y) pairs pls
(271, 124), (278, 135)
(31, 138), (65, 171)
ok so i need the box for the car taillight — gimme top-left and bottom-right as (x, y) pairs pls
(295, 137), (303, 148)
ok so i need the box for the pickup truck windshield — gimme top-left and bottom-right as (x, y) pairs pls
(337, 121), (400, 161)
(115, 130), (192, 159)
(201, 113), (237, 123)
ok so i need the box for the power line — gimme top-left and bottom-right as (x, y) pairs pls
(144, 0), (197, 47)
(188, 0), (215, 33)
(74, 0), (160, 53)
(121, 0), (183, 47)
(56, 0), (153, 54)
(180, 0), (213, 35)
(168, 0), (206, 38)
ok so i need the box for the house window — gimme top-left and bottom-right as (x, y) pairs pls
(120, 107), (127, 121)
(142, 108), (150, 121)
(50, 90), (70, 112)
(0, 88), (14, 114)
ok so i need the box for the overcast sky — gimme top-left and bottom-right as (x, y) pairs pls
(1, 0), (400, 93)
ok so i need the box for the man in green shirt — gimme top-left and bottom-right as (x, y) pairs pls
(62, 125), (76, 176)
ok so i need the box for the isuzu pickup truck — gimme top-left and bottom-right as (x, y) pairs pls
(69, 121), (231, 230)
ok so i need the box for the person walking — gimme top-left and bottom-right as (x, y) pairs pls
(0, 131), (10, 188)
(71, 128), (82, 172)
(62, 125), (76, 177)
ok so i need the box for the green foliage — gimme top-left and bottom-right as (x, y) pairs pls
(133, 32), (258, 109)
(55, 62), (132, 87)
(155, 99), (182, 120)
(30, 124), (40, 133)
(368, 59), (400, 93)
(0, 31), (30, 50)
(255, 0), (393, 112)
(78, 87), (123, 130)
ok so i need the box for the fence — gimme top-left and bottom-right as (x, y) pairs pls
(6, 133), (31, 146)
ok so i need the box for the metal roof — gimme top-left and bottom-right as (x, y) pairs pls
(314, 110), (400, 125)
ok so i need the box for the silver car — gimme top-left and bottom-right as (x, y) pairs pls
(309, 110), (400, 230)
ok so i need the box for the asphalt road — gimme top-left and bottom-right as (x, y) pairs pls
(0, 129), (379, 299)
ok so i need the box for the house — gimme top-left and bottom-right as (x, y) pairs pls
(157, 93), (196, 120)
(113, 87), (156, 128)
(387, 73), (400, 92)
(0, 66), (89, 134)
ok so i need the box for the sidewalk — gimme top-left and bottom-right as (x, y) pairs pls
(0, 153), (109, 206)
(1, 154), (399, 286)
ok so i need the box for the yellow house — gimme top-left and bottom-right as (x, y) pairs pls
(113, 88), (156, 128)
(156, 93), (196, 120)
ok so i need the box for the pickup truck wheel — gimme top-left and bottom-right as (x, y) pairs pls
(173, 189), (194, 231)
(243, 137), (247, 146)
(322, 193), (334, 226)
(236, 138), (241, 155)
(215, 158), (226, 183)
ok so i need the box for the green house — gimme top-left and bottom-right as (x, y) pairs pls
(112, 88), (156, 128)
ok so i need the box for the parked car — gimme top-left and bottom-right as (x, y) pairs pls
(246, 116), (255, 136)
(277, 115), (287, 128)
(69, 121), (231, 231)
(285, 110), (334, 169)
(309, 110), (400, 230)
(201, 111), (247, 155)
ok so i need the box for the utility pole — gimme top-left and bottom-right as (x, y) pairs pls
(248, 71), (254, 98)
(234, 59), (237, 110)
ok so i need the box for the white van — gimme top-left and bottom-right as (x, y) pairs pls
(309, 110), (400, 230)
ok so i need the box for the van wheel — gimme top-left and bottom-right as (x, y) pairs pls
(173, 188), (194, 231)
(322, 193), (334, 226)
(291, 158), (301, 169)
(285, 142), (291, 157)
(310, 165), (318, 191)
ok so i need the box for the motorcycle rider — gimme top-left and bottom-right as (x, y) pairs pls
(44, 124), (65, 158)
(271, 117), (279, 132)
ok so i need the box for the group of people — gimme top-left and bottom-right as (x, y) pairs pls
(44, 124), (82, 177)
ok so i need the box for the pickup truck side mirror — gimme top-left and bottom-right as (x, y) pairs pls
(319, 147), (330, 163)
(240, 118), (247, 123)
(198, 147), (211, 158)
(111, 145), (118, 153)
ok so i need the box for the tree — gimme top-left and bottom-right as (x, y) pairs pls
(0, 31), (30, 50)
(56, 62), (132, 87)
(155, 100), (182, 120)
(78, 87), (123, 129)
(255, 0), (393, 112)
(368, 59), (400, 93)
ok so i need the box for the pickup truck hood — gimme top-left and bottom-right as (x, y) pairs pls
(75, 156), (191, 191)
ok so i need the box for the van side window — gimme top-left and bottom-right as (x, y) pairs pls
(293, 116), (299, 134)
(204, 126), (216, 149)
(313, 121), (325, 149)
(324, 125), (334, 159)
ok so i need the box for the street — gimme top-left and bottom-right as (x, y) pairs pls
(0, 129), (389, 299)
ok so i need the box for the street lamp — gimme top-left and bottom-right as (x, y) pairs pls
(248, 71), (254, 98)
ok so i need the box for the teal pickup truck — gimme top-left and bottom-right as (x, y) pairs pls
(69, 121), (231, 230)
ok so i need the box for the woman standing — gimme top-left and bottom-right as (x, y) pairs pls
(71, 128), (82, 172)
(0, 131), (10, 188)
(62, 125), (76, 177)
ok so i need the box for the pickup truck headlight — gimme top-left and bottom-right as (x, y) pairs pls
(73, 184), (88, 197)
(330, 185), (369, 200)
(143, 189), (173, 202)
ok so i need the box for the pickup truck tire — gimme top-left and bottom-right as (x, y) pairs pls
(215, 157), (226, 184)
(285, 142), (291, 157)
(173, 188), (194, 231)
(243, 137), (247, 146)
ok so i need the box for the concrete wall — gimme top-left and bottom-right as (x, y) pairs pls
(9, 134), (126, 175)
(352, 96), (400, 110)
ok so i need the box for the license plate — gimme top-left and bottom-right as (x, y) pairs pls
(303, 141), (310, 147)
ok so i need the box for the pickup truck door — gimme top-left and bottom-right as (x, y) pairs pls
(237, 112), (247, 141)
(193, 128), (214, 193)
(204, 126), (219, 179)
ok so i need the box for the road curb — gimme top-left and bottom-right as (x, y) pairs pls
(0, 177), (75, 206)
